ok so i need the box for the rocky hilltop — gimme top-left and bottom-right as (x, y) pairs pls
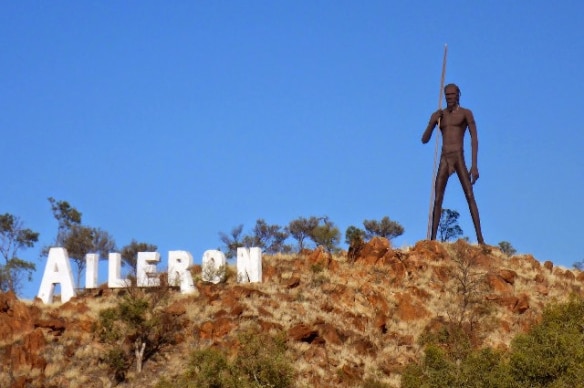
(1, 239), (582, 387)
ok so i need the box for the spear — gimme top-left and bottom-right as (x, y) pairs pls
(427, 44), (448, 240)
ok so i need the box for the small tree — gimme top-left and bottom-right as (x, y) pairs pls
(95, 287), (182, 382)
(219, 225), (244, 259)
(363, 216), (404, 241)
(121, 240), (158, 276)
(288, 216), (319, 251)
(242, 219), (290, 254)
(310, 217), (341, 253)
(498, 241), (516, 257)
(345, 226), (366, 262)
(46, 198), (116, 288)
(438, 209), (463, 242)
(0, 213), (39, 294)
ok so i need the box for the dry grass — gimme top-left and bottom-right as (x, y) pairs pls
(3, 242), (584, 387)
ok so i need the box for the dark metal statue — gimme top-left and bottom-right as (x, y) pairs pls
(422, 83), (485, 244)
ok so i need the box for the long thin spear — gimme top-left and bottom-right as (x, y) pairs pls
(427, 44), (448, 240)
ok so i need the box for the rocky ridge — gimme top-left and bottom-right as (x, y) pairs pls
(1, 239), (583, 387)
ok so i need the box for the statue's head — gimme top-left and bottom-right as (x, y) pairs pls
(444, 84), (461, 107)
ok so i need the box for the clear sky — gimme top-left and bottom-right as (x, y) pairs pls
(2, 1), (583, 299)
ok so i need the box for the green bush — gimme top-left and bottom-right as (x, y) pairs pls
(94, 288), (181, 381)
(403, 297), (584, 388)
(157, 327), (294, 388)
(103, 347), (129, 383)
(509, 297), (584, 387)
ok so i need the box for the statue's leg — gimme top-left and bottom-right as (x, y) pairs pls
(455, 160), (485, 244)
(431, 161), (449, 240)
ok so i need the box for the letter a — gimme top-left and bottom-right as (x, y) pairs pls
(37, 248), (76, 304)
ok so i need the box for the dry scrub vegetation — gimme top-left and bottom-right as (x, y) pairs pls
(2, 239), (584, 387)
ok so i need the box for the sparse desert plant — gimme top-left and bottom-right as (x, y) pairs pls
(361, 377), (391, 387)
(402, 344), (512, 388)
(156, 326), (294, 388)
(0, 212), (39, 294)
(498, 241), (517, 257)
(120, 239), (158, 277)
(45, 197), (116, 288)
(242, 218), (291, 254)
(446, 241), (490, 331)
(288, 216), (319, 251)
(219, 224), (245, 259)
(406, 297), (584, 387)
(437, 208), (463, 242)
(363, 216), (404, 241)
(345, 225), (366, 262)
(310, 217), (341, 253)
(94, 286), (183, 382)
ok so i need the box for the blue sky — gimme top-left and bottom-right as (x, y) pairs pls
(2, 1), (583, 299)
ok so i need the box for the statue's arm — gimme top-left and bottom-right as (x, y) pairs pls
(421, 110), (441, 143)
(466, 109), (479, 183)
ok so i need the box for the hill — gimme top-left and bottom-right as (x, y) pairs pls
(1, 239), (583, 387)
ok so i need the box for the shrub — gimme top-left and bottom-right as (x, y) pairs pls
(363, 216), (404, 241)
(288, 216), (319, 251)
(157, 327), (294, 388)
(404, 297), (584, 388)
(94, 287), (182, 381)
(498, 241), (517, 257)
(509, 297), (584, 387)
(345, 225), (366, 262)
(310, 217), (341, 253)
(437, 209), (463, 242)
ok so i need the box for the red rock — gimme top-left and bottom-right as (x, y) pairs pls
(258, 320), (283, 332)
(523, 255), (542, 270)
(262, 264), (278, 282)
(534, 273), (546, 283)
(498, 269), (517, 284)
(319, 323), (343, 345)
(34, 318), (66, 335)
(285, 276), (301, 289)
(396, 293), (430, 321)
(199, 321), (214, 339)
(288, 323), (320, 343)
(353, 338), (377, 356)
(0, 292), (39, 340)
(373, 312), (387, 333)
(486, 273), (513, 293)
(257, 306), (273, 317)
(513, 294), (530, 314)
(544, 261), (554, 272)
(340, 362), (364, 381)
(562, 270), (576, 282)
(433, 265), (451, 282)
(536, 284), (549, 295)
(8, 328), (47, 372)
(411, 240), (449, 261)
(230, 304), (244, 317)
(355, 237), (391, 265)
(304, 346), (328, 368)
(198, 317), (234, 339)
(307, 247), (332, 269)
(165, 301), (187, 316)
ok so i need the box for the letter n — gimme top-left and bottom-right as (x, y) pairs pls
(236, 247), (262, 283)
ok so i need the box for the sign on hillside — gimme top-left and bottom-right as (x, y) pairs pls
(37, 247), (263, 304)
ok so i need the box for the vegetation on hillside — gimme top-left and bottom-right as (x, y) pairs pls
(403, 297), (584, 387)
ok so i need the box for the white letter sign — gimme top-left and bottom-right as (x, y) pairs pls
(237, 247), (262, 283)
(37, 248), (76, 304)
